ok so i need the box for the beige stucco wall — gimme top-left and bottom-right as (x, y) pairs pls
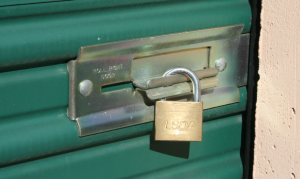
(253, 0), (300, 178)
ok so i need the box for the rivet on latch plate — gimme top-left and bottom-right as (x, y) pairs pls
(79, 80), (93, 97)
(215, 57), (227, 72)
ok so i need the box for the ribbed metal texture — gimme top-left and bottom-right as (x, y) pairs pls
(0, 0), (251, 71)
(0, 0), (251, 177)
(0, 86), (247, 167)
(0, 115), (243, 179)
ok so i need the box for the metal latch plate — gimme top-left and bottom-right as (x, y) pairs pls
(67, 24), (249, 136)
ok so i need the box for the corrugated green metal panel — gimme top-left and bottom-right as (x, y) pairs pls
(132, 150), (242, 179)
(0, 0), (67, 7)
(0, 64), (68, 119)
(0, 0), (251, 177)
(0, 0), (176, 16)
(0, 87), (247, 167)
(0, 0), (251, 71)
(0, 115), (242, 179)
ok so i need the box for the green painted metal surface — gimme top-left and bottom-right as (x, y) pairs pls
(0, 115), (243, 179)
(0, 86), (247, 167)
(0, 0), (251, 71)
(0, 64), (68, 119)
(0, 0), (178, 16)
(0, 0), (67, 7)
(0, 0), (251, 177)
(132, 150), (242, 179)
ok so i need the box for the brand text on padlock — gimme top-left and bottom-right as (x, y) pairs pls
(164, 121), (194, 131)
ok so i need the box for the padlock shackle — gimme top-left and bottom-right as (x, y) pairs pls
(160, 67), (201, 102)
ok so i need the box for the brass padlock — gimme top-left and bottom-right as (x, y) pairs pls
(155, 67), (203, 141)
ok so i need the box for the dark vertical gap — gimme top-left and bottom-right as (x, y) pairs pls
(207, 47), (211, 69)
(242, 0), (261, 178)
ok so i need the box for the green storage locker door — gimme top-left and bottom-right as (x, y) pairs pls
(0, 0), (251, 178)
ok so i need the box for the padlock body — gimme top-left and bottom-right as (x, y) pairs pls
(155, 101), (203, 141)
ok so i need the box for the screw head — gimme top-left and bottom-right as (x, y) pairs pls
(215, 57), (227, 72)
(79, 80), (93, 97)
